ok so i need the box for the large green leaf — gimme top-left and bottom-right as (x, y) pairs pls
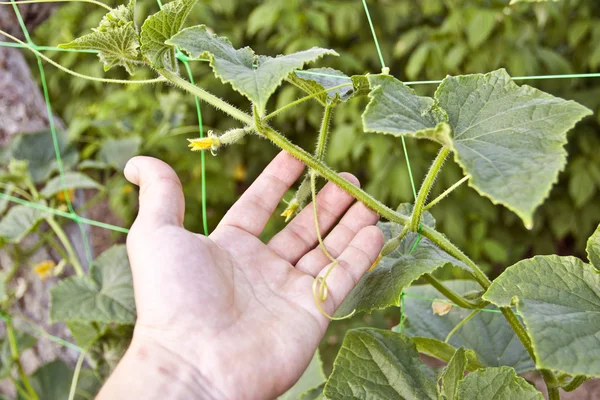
(167, 25), (337, 115)
(586, 224), (600, 267)
(288, 68), (354, 105)
(440, 347), (468, 400)
(483, 255), (600, 376)
(362, 74), (452, 146)
(50, 245), (136, 324)
(324, 328), (437, 400)
(279, 350), (326, 400)
(59, 0), (141, 75)
(457, 367), (543, 400)
(140, 0), (197, 70)
(398, 281), (535, 373)
(435, 69), (592, 229)
(10, 130), (78, 183)
(335, 218), (469, 317)
(0, 205), (48, 244)
(40, 172), (102, 198)
(98, 137), (141, 171)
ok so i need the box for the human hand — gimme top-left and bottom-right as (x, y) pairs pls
(98, 152), (384, 400)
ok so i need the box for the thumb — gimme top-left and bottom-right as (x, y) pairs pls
(124, 156), (185, 229)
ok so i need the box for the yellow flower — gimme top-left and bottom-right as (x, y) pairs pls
(281, 201), (300, 222)
(187, 137), (220, 151)
(233, 163), (247, 182)
(57, 189), (75, 202)
(121, 184), (134, 194)
(33, 260), (56, 281)
(368, 253), (382, 272)
(432, 299), (453, 316)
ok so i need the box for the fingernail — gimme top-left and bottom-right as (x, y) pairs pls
(124, 159), (139, 185)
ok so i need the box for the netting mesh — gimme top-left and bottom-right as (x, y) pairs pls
(1, 0), (599, 367)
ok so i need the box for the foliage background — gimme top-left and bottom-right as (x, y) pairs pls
(20, 0), (600, 372)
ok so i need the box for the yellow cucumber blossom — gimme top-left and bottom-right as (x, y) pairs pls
(57, 189), (75, 202)
(281, 200), (300, 222)
(33, 260), (56, 281)
(188, 136), (221, 152)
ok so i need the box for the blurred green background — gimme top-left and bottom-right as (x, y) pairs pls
(22, 0), (600, 369)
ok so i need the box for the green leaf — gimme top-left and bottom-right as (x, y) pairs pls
(440, 347), (468, 400)
(140, 0), (197, 70)
(167, 25), (337, 115)
(456, 367), (543, 400)
(0, 332), (37, 379)
(587, 224), (600, 268)
(436, 69), (592, 228)
(40, 172), (102, 198)
(10, 130), (78, 183)
(362, 74), (452, 146)
(98, 137), (141, 171)
(466, 10), (497, 49)
(335, 220), (469, 317)
(0, 205), (48, 244)
(288, 68), (353, 105)
(27, 360), (101, 400)
(510, 0), (558, 3)
(67, 321), (103, 348)
(324, 328), (437, 400)
(279, 350), (326, 400)
(409, 337), (484, 371)
(50, 245), (136, 324)
(483, 255), (600, 376)
(59, 23), (141, 75)
(399, 281), (535, 373)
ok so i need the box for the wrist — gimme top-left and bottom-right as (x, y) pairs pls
(98, 335), (230, 400)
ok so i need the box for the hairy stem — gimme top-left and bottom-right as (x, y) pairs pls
(46, 217), (84, 276)
(424, 175), (469, 211)
(315, 104), (334, 158)
(161, 69), (494, 291)
(422, 274), (484, 309)
(159, 69), (252, 125)
(410, 147), (449, 232)
(6, 319), (39, 400)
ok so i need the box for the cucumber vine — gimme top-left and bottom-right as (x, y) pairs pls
(2, 0), (599, 398)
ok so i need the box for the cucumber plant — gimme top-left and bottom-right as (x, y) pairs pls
(2, 0), (598, 398)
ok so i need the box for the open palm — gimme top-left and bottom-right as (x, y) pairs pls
(101, 152), (383, 400)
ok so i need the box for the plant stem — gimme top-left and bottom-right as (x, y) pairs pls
(46, 217), (84, 276)
(159, 69), (252, 125)
(444, 309), (479, 343)
(315, 104), (334, 158)
(160, 69), (494, 291)
(6, 319), (39, 400)
(422, 274), (484, 309)
(424, 175), (469, 211)
(68, 349), (86, 400)
(410, 147), (449, 232)
(562, 375), (587, 392)
(264, 84), (350, 121)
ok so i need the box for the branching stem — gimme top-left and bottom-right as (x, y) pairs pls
(422, 274), (484, 309)
(410, 147), (449, 232)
